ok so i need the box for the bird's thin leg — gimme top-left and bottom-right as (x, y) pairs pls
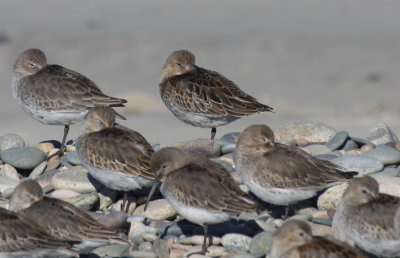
(211, 127), (216, 140)
(47, 125), (69, 160)
(122, 192), (129, 213)
(283, 205), (291, 219)
(201, 224), (208, 254)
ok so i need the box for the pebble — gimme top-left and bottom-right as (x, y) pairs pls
(342, 139), (358, 151)
(65, 151), (82, 165)
(349, 137), (376, 148)
(29, 161), (47, 179)
(180, 235), (222, 246)
(183, 138), (221, 158)
(127, 250), (157, 258)
(317, 183), (348, 210)
(98, 187), (118, 211)
(331, 155), (384, 175)
(221, 233), (252, 253)
(139, 241), (153, 251)
(91, 244), (130, 257)
(274, 121), (337, 143)
(133, 199), (176, 220)
(152, 239), (169, 258)
(142, 233), (158, 242)
(325, 131), (349, 151)
(254, 214), (276, 232)
(311, 217), (332, 226)
(367, 122), (399, 145)
(0, 176), (19, 194)
(313, 152), (341, 161)
(0, 164), (20, 181)
(0, 133), (25, 152)
(219, 132), (241, 144)
(1, 146), (46, 170)
(370, 167), (400, 177)
(45, 159), (61, 171)
(52, 167), (100, 193)
(249, 231), (274, 258)
(301, 144), (331, 155)
(35, 142), (54, 154)
(359, 144), (374, 153)
(36, 169), (60, 188)
(60, 192), (99, 210)
(213, 153), (235, 170)
(170, 249), (186, 258)
(221, 144), (236, 155)
(312, 210), (330, 220)
(187, 245), (227, 257)
(375, 176), (400, 197)
(49, 189), (80, 199)
(129, 222), (156, 238)
(361, 144), (400, 165)
(309, 222), (332, 236)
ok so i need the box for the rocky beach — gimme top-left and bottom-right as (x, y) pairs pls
(0, 121), (400, 257)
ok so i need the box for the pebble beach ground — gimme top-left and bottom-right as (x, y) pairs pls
(1, 120), (399, 257)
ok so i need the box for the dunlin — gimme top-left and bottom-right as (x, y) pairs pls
(148, 147), (258, 254)
(269, 219), (365, 258)
(234, 124), (355, 215)
(0, 207), (77, 257)
(9, 179), (125, 251)
(159, 50), (273, 140)
(76, 106), (155, 211)
(12, 49), (127, 155)
(332, 176), (400, 257)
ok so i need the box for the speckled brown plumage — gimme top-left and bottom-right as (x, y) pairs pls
(76, 107), (155, 192)
(159, 50), (273, 139)
(234, 124), (355, 206)
(269, 220), (365, 258)
(0, 208), (71, 252)
(9, 180), (123, 244)
(332, 176), (400, 257)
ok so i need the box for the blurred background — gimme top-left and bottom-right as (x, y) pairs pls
(1, 0), (400, 145)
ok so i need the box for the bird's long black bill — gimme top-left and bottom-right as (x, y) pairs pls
(144, 180), (160, 211)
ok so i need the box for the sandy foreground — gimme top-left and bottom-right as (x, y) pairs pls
(0, 0), (399, 145)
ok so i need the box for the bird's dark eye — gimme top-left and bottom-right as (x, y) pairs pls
(298, 232), (305, 237)
(175, 63), (183, 68)
(96, 119), (102, 125)
(27, 62), (36, 68)
(161, 164), (167, 170)
(362, 189), (368, 194)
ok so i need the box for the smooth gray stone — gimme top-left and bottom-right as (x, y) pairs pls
(249, 231), (274, 258)
(342, 139), (358, 150)
(301, 144), (331, 155)
(332, 155), (384, 175)
(130, 225), (158, 239)
(325, 131), (349, 151)
(52, 167), (101, 193)
(152, 239), (169, 258)
(0, 133), (25, 152)
(221, 233), (252, 253)
(314, 152), (341, 161)
(157, 223), (195, 236)
(311, 218), (332, 226)
(362, 144), (400, 165)
(255, 214), (276, 232)
(91, 244), (130, 257)
(138, 242), (153, 251)
(220, 132), (241, 144)
(370, 167), (400, 178)
(58, 192), (99, 210)
(221, 143), (236, 155)
(1, 147), (45, 170)
(349, 136), (376, 147)
(275, 121), (337, 143)
(29, 161), (47, 179)
(367, 122), (399, 145)
(65, 151), (82, 165)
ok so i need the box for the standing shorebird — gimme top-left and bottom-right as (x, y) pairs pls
(234, 124), (356, 216)
(12, 48), (127, 156)
(332, 176), (400, 257)
(147, 147), (258, 254)
(159, 50), (273, 140)
(8, 179), (125, 252)
(269, 219), (365, 258)
(76, 106), (155, 211)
